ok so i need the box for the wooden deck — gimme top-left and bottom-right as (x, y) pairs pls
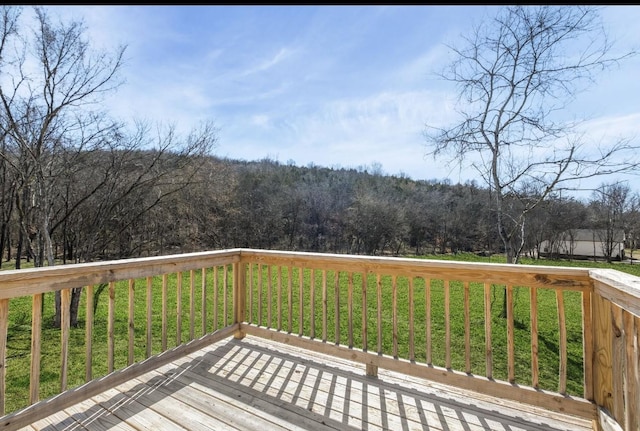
(22, 335), (592, 431)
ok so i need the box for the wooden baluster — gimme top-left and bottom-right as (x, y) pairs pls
(277, 266), (282, 331)
(108, 281), (115, 373)
(408, 278), (415, 362)
(85, 285), (94, 381)
(310, 269), (315, 339)
(484, 282), (492, 379)
(177, 272), (183, 345)
(267, 265), (272, 329)
(128, 280), (135, 365)
(256, 265), (261, 328)
(582, 289), (593, 401)
(530, 287), (539, 389)
(506, 285), (515, 384)
(288, 266), (293, 333)
(224, 265), (229, 327)
(232, 261), (246, 337)
(593, 292), (614, 413)
(190, 270), (195, 340)
(60, 288), (70, 392)
(29, 293), (43, 405)
(334, 270), (340, 345)
(248, 264), (254, 325)
(161, 275), (168, 352)
(392, 275), (398, 359)
(348, 272), (354, 349)
(464, 281), (471, 374)
(611, 304), (624, 420)
(146, 277), (152, 358)
(322, 269), (327, 342)
(377, 274), (382, 355)
(556, 289), (568, 394)
(362, 272), (368, 351)
(445, 280), (451, 369)
(202, 267), (207, 335)
(298, 267), (304, 336)
(426, 279), (432, 365)
(214, 266), (219, 330)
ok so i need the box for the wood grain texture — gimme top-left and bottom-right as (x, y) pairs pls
(61, 288), (70, 392)
(29, 294), (42, 405)
(530, 287), (539, 389)
(593, 293), (614, 413)
(14, 335), (593, 431)
(85, 285), (94, 382)
(557, 289), (567, 394)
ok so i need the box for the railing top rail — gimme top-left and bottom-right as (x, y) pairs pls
(0, 249), (242, 299)
(238, 248), (593, 290)
(4, 248), (626, 301)
(590, 268), (640, 317)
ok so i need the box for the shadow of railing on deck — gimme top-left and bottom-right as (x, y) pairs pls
(36, 339), (581, 431)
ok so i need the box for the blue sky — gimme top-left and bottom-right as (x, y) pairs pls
(42, 5), (640, 188)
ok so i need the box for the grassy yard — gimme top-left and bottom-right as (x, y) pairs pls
(245, 265), (585, 396)
(2, 252), (639, 414)
(420, 251), (640, 277)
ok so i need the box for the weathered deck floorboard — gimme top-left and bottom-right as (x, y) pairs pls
(23, 335), (592, 431)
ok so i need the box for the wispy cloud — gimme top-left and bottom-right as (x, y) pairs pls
(238, 47), (295, 77)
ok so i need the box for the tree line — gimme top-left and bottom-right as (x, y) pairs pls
(2, 152), (638, 267)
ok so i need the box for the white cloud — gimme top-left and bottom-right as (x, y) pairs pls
(218, 89), (459, 181)
(581, 113), (640, 143)
(239, 47), (295, 77)
(250, 114), (271, 128)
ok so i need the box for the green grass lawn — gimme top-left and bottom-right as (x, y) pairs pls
(244, 264), (585, 396)
(4, 270), (225, 414)
(2, 252), (639, 414)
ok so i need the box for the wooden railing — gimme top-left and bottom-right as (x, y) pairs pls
(0, 248), (639, 430)
(589, 269), (640, 431)
(0, 250), (243, 430)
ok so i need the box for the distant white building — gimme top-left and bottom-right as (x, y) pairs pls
(541, 229), (626, 261)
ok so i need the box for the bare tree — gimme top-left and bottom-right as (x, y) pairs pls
(589, 182), (631, 263)
(424, 6), (638, 265)
(0, 6), (125, 266)
(626, 194), (640, 264)
(0, 7), (219, 327)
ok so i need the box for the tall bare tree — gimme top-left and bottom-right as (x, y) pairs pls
(0, 6), (125, 268)
(424, 6), (638, 265)
(626, 194), (640, 264)
(0, 7), (219, 326)
(589, 182), (631, 262)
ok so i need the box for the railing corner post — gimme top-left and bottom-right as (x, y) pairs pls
(233, 260), (247, 340)
(366, 363), (378, 378)
(234, 327), (246, 340)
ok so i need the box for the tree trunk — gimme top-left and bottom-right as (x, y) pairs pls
(54, 292), (61, 328)
(15, 229), (22, 269)
(70, 287), (83, 327)
(0, 222), (5, 269)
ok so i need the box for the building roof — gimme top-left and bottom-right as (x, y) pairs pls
(565, 228), (625, 243)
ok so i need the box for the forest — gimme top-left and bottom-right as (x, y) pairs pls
(2, 150), (638, 268)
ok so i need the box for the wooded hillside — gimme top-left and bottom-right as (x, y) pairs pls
(3, 152), (637, 267)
